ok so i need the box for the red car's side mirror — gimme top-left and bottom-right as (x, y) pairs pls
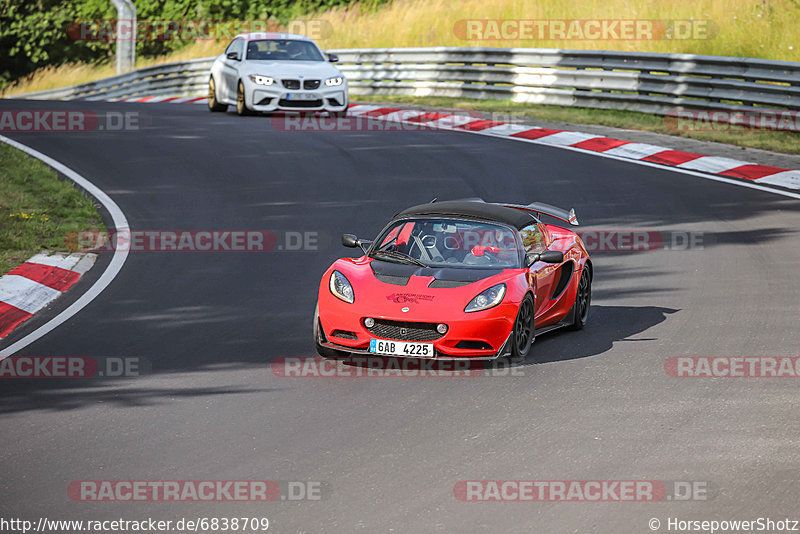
(526, 250), (563, 267)
(342, 234), (359, 248)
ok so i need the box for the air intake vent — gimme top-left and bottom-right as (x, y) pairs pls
(429, 279), (471, 288)
(455, 340), (493, 350)
(278, 99), (323, 108)
(550, 261), (574, 300)
(331, 330), (357, 340)
(374, 274), (410, 286)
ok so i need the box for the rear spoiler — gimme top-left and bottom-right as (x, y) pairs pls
(501, 202), (579, 227)
(438, 198), (579, 226)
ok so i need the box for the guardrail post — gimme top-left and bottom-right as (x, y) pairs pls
(110, 0), (136, 73)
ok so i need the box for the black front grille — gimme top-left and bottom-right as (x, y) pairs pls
(366, 320), (443, 342)
(282, 79), (300, 89)
(278, 99), (323, 108)
(303, 79), (320, 89)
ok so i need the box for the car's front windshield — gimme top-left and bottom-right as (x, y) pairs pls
(371, 218), (521, 268)
(245, 39), (325, 61)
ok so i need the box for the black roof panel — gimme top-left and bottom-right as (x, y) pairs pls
(394, 201), (537, 229)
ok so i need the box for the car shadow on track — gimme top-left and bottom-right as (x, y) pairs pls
(324, 305), (677, 372)
(521, 304), (678, 365)
(0, 383), (278, 415)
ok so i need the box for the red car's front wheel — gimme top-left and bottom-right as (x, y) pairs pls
(510, 295), (534, 362)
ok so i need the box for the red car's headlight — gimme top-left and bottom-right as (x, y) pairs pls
(329, 270), (354, 303)
(465, 283), (506, 313)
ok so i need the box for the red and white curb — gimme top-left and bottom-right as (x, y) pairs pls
(108, 95), (207, 104)
(0, 252), (96, 338)
(346, 104), (800, 192)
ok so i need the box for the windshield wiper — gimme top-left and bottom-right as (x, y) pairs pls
(369, 250), (428, 268)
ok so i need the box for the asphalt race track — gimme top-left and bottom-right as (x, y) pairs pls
(1, 99), (799, 533)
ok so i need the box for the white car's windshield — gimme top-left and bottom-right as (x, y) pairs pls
(371, 218), (521, 268)
(245, 39), (325, 61)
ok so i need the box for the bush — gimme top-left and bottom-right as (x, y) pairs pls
(0, 0), (387, 89)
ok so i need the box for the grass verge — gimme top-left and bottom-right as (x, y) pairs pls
(0, 143), (103, 274)
(354, 94), (800, 155)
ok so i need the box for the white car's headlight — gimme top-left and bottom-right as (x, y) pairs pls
(249, 74), (274, 86)
(330, 270), (354, 303)
(325, 76), (344, 87)
(465, 284), (506, 313)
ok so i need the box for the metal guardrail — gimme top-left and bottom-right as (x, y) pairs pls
(15, 47), (800, 116)
(334, 47), (800, 115)
(17, 57), (215, 101)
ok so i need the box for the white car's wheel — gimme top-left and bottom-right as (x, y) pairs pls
(236, 81), (253, 116)
(208, 77), (226, 112)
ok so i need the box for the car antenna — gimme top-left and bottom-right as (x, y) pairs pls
(430, 198), (437, 203)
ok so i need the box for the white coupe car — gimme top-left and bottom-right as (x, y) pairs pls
(208, 32), (348, 116)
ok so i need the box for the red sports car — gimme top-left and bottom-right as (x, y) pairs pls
(314, 200), (592, 362)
